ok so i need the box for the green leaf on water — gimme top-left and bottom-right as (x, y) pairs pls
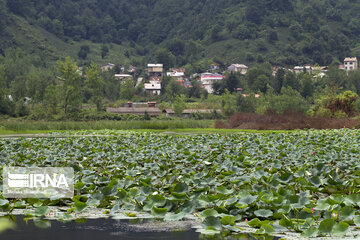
(173, 182), (188, 193)
(202, 216), (222, 230)
(34, 219), (51, 229)
(254, 209), (273, 218)
(301, 227), (318, 237)
(339, 206), (355, 220)
(202, 209), (218, 218)
(0, 199), (9, 206)
(215, 186), (234, 195)
(74, 201), (87, 212)
(238, 194), (257, 205)
(151, 206), (167, 217)
(110, 202), (120, 215)
(354, 215), (360, 226)
(164, 212), (186, 221)
(14, 201), (26, 209)
(318, 218), (335, 234)
(34, 206), (50, 216)
(248, 218), (262, 228)
(221, 215), (236, 226)
(196, 227), (220, 235)
(314, 199), (330, 211)
(260, 224), (274, 234)
(332, 222), (349, 237)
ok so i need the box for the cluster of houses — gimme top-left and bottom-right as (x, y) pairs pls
(100, 57), (358, 95)
(106, 101), (222, 117)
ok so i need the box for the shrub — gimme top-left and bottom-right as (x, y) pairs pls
(334, 110), (347, 118)
(311, 90), (358, 117)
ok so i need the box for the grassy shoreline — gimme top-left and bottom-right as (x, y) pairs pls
(0, 120), (213, 133)
(0, 119), (296, 135)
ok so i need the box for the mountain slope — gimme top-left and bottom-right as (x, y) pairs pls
(1, 0), (360, 66)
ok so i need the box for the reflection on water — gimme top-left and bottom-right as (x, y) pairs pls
(0, 216), (280, 240)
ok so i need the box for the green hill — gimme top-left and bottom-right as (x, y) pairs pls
(1, 0), (360, 67)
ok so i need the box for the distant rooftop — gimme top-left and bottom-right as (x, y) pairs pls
(147, 64), (163, 67)
(344, 57), (358, 62)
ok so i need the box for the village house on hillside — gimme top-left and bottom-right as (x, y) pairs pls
(227, 64), (248, 75)
(100, 63), (115, 71)
(115, 74), (132, 81)
(209, 62), (220, 71)
(200, 72), (225, 93)
(144, 81), (161, 95)
(128, 65), (137, 73)
(147, 64), (164, 82)
(145, 63), (164, 95)
(167, 68), (186, 86)
(293, 65), (312, 74)
(344, 57), (358, 71)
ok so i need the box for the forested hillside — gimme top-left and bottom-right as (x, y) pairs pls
(1, 0), (360, 66)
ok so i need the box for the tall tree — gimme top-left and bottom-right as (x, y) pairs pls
(300, 74), (314, 98)
(57, 57), (82, 115)
(0, 64), (11, 114)
(120, 78), (136, 100)
(173, 94), (186, 117)
(86, 64), (104, 111)
(272, 68), (285, 93)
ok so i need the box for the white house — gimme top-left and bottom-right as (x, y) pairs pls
(167, 68), (185, 77)
(344, 57), (358, 71)
(227, 64), (248, 75)
(200, 72), (225, 93)
(115, 74), (132, 81)
(144, 81), (161, 95)
(293, 65), (312, 74)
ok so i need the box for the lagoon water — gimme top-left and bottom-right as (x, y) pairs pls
(1, 216), (282, 240)
(2, 217), (199, 240)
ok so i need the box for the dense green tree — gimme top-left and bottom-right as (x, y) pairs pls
(236, 93), (256, 113)
(272, 68), (285, 93)
(57, 56), (82, 115)
(255, 87), (309, 114)
(173, 94), (186, 117)
(101, 46), (109, 59)
(43, 84), (59, 115)
(310, 90), (358, 117)
(222, 89), (236, 116)
(300, 74), (314, 98)
(245, 64), (272, 92)
(164, 79), (186, 101)
(188, 79), (204, 98)
(0, 64), (12, 114)
(86, 64), (104, 111)
(253, 75), (270, 93)
(120, 78), (136, 100)
(154, 48), (175, 70)
(78, 45), (90, 60)
(283, 71), (300, 91)
(103, 71), (120, 101)
(166, 38), (185, 56)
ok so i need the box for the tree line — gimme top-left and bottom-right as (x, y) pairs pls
(1, 49), (360, 120)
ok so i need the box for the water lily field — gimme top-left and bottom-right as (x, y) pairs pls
(1, 129), (360, 239)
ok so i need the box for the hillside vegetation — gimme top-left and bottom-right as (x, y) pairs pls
(0, 0), (360, 66)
